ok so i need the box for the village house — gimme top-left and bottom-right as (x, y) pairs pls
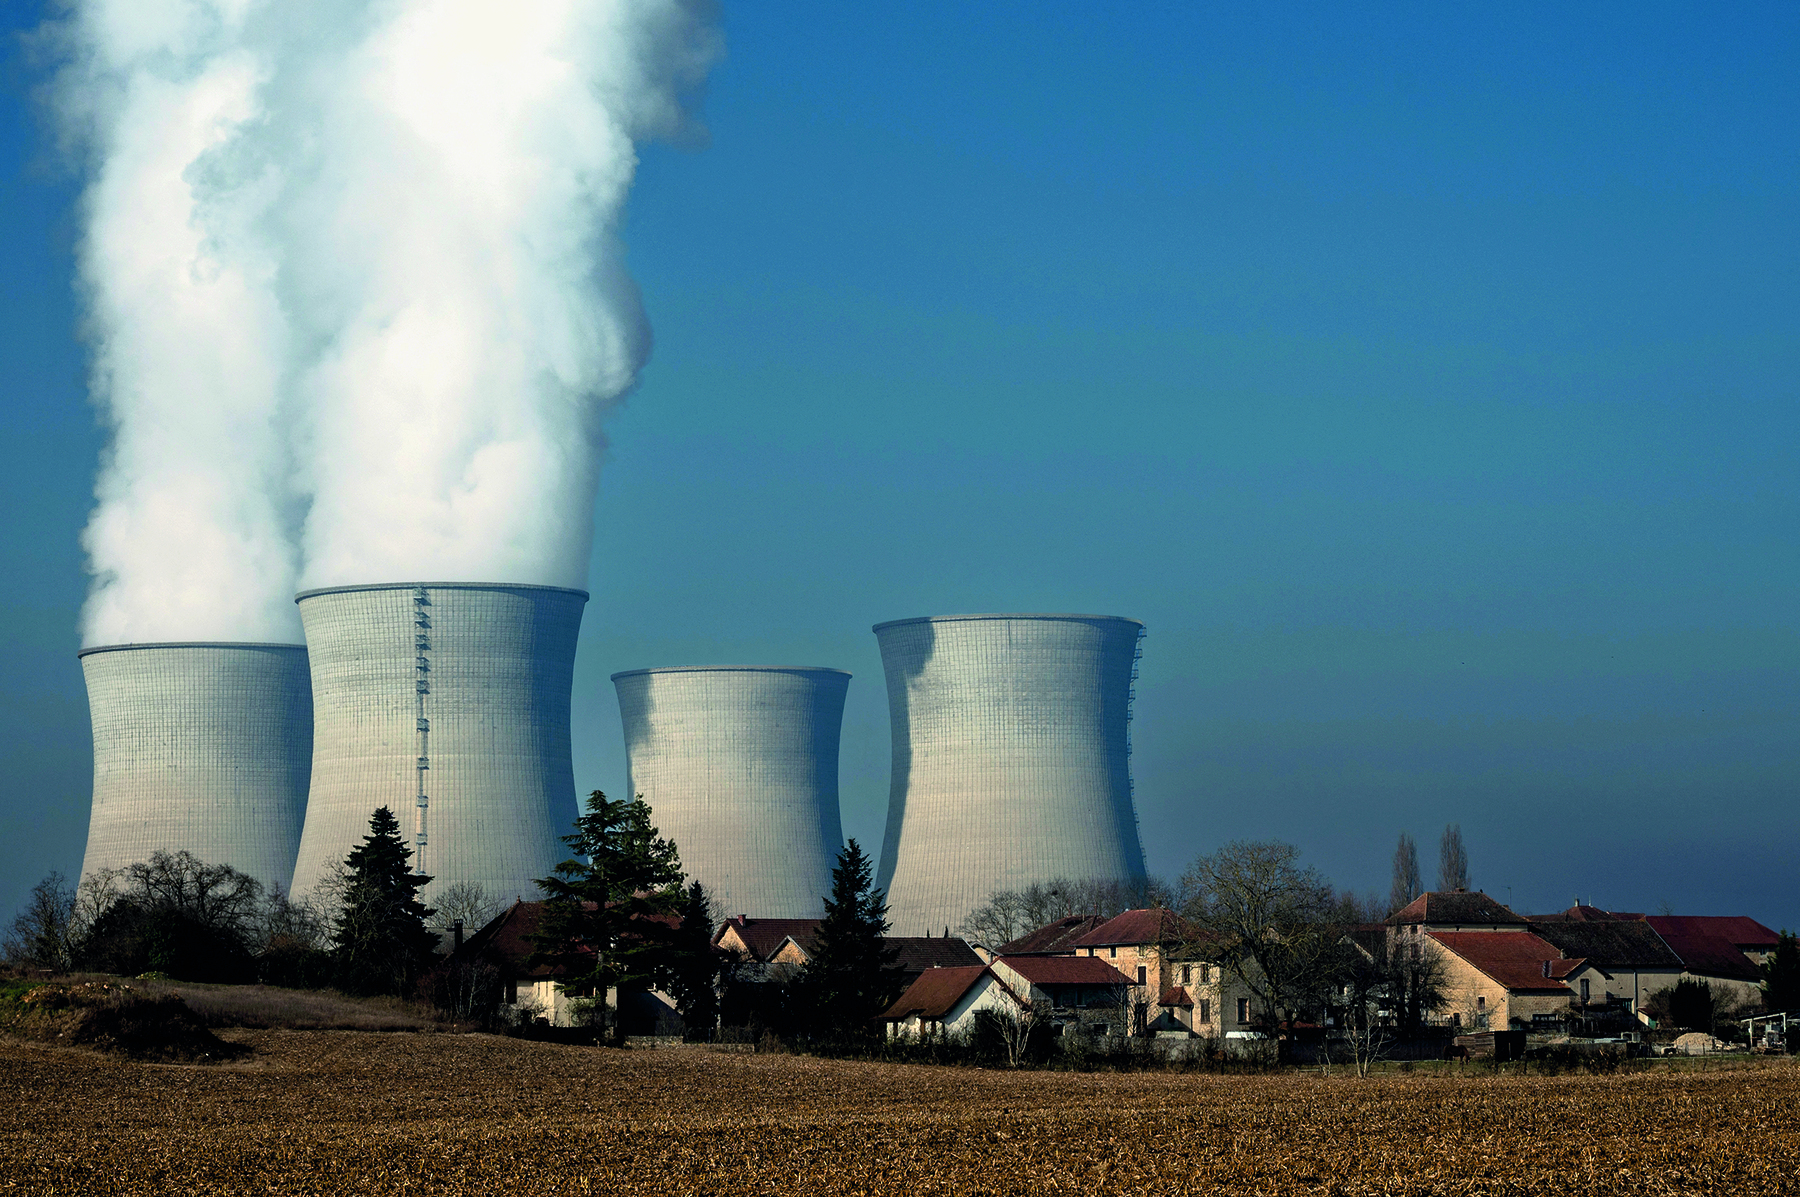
(989, 954), (1134, 1035)
(1643, 915), (1779, 1007)
(880, 965), (1025, 1041)
(993, 914), (1109, 959)
(1526, 907), (1685, 1022)
(764, 929), (982, 988)
(464, 900), (681, 1032)
(1424, 930), (1574, 1031)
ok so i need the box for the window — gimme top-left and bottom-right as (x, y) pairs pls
(504, 979), (518, 1005)
(1199, 998), (1211, 1024)
(1237, 997), (1250, 1024)
(1180, 964), (1191, 984)
(1109, 946), (1118, 958)
(1580, 978), (1590, 1003)
(1136, 966), (1147, 986)
(1477, 995), (1486, 1010)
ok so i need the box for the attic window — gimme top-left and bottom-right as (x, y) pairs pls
(1109, 946), (1118, 958)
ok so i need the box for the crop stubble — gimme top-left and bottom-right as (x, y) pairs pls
(2, 1030), (1797, 1195)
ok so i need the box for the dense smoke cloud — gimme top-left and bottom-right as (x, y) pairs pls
(63, 0), (720, 645)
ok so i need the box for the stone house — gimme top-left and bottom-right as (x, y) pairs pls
(880, 965), (1026, 1041)
(1644, 915), (1778, 1007)
(1526, 908), (1685, 1021)
(989, 954), (1133, 1034)
(1426, 930), (1572, 1031)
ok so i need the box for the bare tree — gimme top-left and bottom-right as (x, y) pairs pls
(3, 872), (79, 971)
(959, 875), (1175, 946)
(1389, 833), (1421, 915)
(1178, 841), (1344, 1050)
(429, 880), (503, 941)
(1437, 824), (1469, 892)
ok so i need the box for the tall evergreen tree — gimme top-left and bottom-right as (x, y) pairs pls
(333, 807), (437, 996)
(531, 791), (686, 1041)
(798, 839), (902, 1044)
(1437, 823), (1469, 892)
(1389, 833), (1421, 914)
(1763, 929), (1800, 1014)
(667, 881), (721, 1040)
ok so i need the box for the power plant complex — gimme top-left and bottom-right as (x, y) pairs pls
(613, 665), (851, 920)
(77, 606), (1149, 934)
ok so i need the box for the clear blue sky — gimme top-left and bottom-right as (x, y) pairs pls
(3, 2), (1796, 930)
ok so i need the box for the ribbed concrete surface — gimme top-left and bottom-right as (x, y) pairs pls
(79, 643), (312, 891)
(290, 583), (585, 906)
(874, 614), (1147, 936)
(613, 666), (849, 919)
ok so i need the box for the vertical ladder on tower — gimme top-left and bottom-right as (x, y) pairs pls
(413, 587), (432, 873)
(1126, 626), (1145, 834)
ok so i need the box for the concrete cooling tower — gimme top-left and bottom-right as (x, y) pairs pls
(612, 666), (850, 919)
(290, 583), (586, 906)
(873, 614), (1148, 936)
(78, 642), (312, 891)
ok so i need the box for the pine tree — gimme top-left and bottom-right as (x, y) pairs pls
(667, 881), (721, 1040)
(1763, 930), (1800, 1014)
(531, 791), (686, 1041)
(1389, 833), (1421, 914)
(1437, 824), (1469, 892)
(333, 807), (437, 996)
(798, 839), (902, 1045)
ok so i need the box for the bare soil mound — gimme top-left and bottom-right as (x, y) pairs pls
(0, 979), (244, 1062)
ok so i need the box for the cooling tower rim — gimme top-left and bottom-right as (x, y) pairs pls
(78, 641), (308, 659)
(612, 665), (852, 681)
(294, 581), (590, 602)
(872, 613), (1145, 633)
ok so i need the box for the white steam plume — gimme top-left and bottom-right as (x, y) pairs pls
(66, 4), (299, 645)
(62, 1), (720, 644)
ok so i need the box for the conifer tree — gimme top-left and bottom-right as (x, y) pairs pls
(333, 806), (437, 996)
(532, 791), (686, 1041)
(667, 881), (721, 1039)
(1389, 832), (1421, 914)
(1763, 930), (1800, 1015)
(798, 839), (902, 1045)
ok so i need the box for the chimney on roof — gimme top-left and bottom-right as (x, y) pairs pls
(1542, 959), (1551, 978)
(452, 919), (464, 954)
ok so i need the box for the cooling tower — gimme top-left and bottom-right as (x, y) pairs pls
(290, 582), (586, 906)
(78, 642), (312, 891)
(873, 614), (1148, 936)
(612, 666), (849, 919)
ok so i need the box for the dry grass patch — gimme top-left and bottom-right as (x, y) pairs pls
(2, 1031), (1797, 1194)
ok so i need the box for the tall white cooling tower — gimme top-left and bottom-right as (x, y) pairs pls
(79, 642), (312, 891)
(612, 666), (849, 919)
(873, 614), (1148, 935)
(290, 583), (586, 905)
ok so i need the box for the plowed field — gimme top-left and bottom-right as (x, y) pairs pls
(3, 1030), (1797, 1195)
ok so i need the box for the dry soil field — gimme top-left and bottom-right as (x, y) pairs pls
(3, 1030), (1798, 1195)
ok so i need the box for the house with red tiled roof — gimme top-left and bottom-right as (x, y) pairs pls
(467, 900), (682, 1032)
(1060, 908), (1261, 1037)
(880, 965), (1025, 1041)
(713, 917), (824, 966)
(995, 915), (1109, 958)
(1644, 915), (1778, 1004)
(1425, 930), (1572, 1031)
(989, 954), (1133, 1033)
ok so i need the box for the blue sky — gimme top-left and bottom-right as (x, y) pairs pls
(3, 2), (1796, 929)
